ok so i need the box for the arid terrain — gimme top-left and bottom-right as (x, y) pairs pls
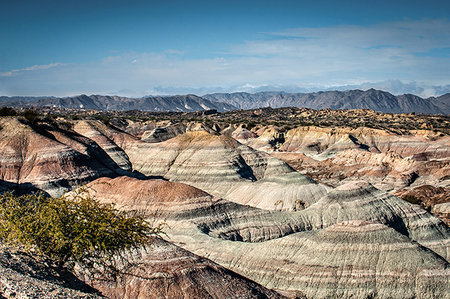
(0, 107), (448, 298)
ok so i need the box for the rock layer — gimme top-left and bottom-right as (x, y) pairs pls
(0, 118), (115, 196)
(125, 130), (329, 210)
(87, 239), (286, 299)
(72, 120), (132, 172)
(85, 176), (450, 298)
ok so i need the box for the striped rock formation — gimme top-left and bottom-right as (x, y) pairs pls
(86, 176), (450, 298)
(249, 126), (449, 160)
(72, 120), (133, 172)
(0, 118), (115, 196)
(124, 130), (329, 210)
(86, 239), (287, 299)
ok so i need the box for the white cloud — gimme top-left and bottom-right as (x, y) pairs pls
(0, 19), (449, 96)
(0, 62), (66, 77)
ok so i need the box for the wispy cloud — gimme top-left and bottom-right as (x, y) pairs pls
(0, 19), (449, 96)
(0, 62), (66, 77)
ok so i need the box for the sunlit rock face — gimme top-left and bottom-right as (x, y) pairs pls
(86, 176), (450, 299)
(86, 239), (287, 299)
(0, 118), (115, 196)
(124, 130), (329, 210)
(72, 120), (133, 172)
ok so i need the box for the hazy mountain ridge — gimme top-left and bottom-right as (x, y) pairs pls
(203, 89), (450, 114)
(0, 94), (236, 112)
(1, 89), (449, 114)
(429, 93), (450, 114)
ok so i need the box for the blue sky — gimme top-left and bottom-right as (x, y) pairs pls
(1, 0), (449, 96)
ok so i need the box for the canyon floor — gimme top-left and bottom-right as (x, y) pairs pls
(0, 107), (448, 298)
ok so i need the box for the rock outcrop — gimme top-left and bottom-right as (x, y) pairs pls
(72, 120), (133, 172)
(261, 126), (449, 211)
(85, 176), (450, 298)
(87, 239), (286, 299)
(125, 130), (329, 210)
(0, 247), (101, 298)
(86, 176), (217, 218)
(1, 114), (448, 298)
(0, 118), (116, 196)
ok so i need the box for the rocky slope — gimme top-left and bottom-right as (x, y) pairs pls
(84, 176), (450, 299)
(87, 239), (287, 299)
(203, 89), (446, 114)
(430, 93), (450, 114)
(0, 114), (448, 298)
(124, 130), (329, 210)
(72, 120), (134, 172)
(0, 118), (119, 196)
(83, 176), (292, 298)
(0, 247), (101, 298)
(239, 125), (449, 190)
(48, 117), (449, 222)
(91, 116), (449, 220)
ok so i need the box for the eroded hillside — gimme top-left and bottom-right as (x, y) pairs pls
(0, 108), (448, 298)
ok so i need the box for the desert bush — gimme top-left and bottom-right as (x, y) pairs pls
(0, 107), (17, 116)
(0, 189), (163, 279)
(246, 121), (257, 130)
(42, 114), (56, 125)
(21, 109), (39, 123)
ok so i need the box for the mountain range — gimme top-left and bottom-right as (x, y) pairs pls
(1, 89), (449, 114)
(0, 94), (235, 112)
(204, 89), (450, 114)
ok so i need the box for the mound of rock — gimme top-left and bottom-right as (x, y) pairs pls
(86, 176), (218, 218)
(72, 120), (133, 172)
(87, 239), (286, 299)
(126, 130), (329, 210)
(0, 118), (115, 196)
(0, 247), (101, 298)
(86, 176), (449, 298)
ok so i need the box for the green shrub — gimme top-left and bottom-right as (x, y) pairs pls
(21, 109), (39, 123)
(0, 107), (17, 116)
(0, 189), (163, 279)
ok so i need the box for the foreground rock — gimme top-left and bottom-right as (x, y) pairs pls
(179, 221), (449, 299)
(87, 239), (287, 299)
(0, 247), (101, 298)
(86, 176), (450, 298)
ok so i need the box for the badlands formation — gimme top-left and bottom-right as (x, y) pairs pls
(0, 111), (449, 298)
